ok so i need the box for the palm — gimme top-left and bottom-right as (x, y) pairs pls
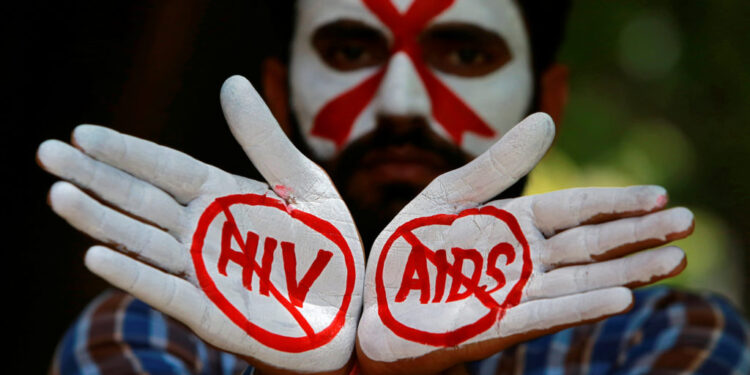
(357, 114), (692, 374)
(38, 76), (364, 374)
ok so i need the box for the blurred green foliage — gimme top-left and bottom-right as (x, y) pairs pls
(525, 0), (749, 309)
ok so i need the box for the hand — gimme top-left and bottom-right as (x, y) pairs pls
(37, 76), (364, 374)
(356, 113), (693, 375)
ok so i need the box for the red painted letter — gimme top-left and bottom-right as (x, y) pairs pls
(396, 243), (431, 304)
(431, 249), (450, 303)
(282, 241), (334, 307)
(486, 242), (515, 293)
(446, 247), (483, 302)
(218, 221), (260, 291)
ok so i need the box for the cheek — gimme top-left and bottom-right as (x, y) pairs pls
(290, 45), (380, 160)
(435, 59), (534, 156)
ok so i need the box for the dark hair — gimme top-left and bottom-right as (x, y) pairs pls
(518, 0), (572, 76)
(263, 0), (571, 77)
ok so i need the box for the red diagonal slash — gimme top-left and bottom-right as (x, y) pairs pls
(400, 231), (501, 310)
(311, 0), (496, 148)
(219, 204), (317, 338)
(192, 193), (355, 352)
(375, 207), (531, 346)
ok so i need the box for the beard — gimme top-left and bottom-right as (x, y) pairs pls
(313, 116), (527, 252)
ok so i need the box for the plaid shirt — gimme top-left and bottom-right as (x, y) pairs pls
(51, 286), (750, 375)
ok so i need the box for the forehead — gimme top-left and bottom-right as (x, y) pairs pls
(295, 0), (526, 38)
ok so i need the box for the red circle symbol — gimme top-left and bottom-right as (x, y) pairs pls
(375, 206), (531, 347)
(191, 194), (356, 353)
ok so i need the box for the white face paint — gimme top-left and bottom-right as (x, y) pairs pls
(290, 0), (533, 160)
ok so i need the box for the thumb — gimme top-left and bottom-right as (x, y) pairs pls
(220, 75), (332, 200)
(413, 113), (555, 211)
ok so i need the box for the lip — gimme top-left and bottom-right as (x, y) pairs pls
(360, 145), (449, 170)
(358, 145), (450, 184)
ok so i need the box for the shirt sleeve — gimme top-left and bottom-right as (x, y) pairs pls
(612, 287), (750, 375)
(465, 286), (750, 375)
(49, 289), (250, 375)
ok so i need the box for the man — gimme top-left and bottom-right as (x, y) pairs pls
(39, 0), (748, 374)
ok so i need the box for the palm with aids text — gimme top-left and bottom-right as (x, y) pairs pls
(37, 76), (365, 375)
(356, 113), (693, 375)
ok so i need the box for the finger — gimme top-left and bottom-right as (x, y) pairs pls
(71, 124), (212, 204)
(85, 246), (205, 328)
(544, 207), (694, 268)
(414, 113), (554, 211)
(499, 287), (633, 337)
(38, 140), (184, 233)
(526, 246), (685, 300)
(49, 182), (189, 276)
(531, 185), (669, 236)
(220, 75), (334, 201)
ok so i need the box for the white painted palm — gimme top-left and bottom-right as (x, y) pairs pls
(357, 113), (692, 374)
(38, 76), (364, 374)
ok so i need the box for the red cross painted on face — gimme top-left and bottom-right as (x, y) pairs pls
(310, 0), (496, 149)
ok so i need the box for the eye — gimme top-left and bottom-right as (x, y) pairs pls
(312, 20), (390, 71)
(419, 23), (512, 77)
(328, 44), (370, 66)
(450, 47), (488, 66)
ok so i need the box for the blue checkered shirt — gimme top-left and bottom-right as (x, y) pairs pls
(51, 286), (750, 374)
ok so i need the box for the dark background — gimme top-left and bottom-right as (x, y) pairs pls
(10, 1), (749, 373)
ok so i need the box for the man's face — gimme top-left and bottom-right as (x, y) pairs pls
(288, 0), (533, 244)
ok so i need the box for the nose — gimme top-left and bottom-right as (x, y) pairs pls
(373, 52), (431, 118)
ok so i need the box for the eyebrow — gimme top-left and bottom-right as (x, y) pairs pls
(313, 19), (386, 41)
(421, 22), (506, 43)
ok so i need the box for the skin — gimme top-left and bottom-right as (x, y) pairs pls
(261, 59), (692, 375)
(264, 37), (568, 250)
(290, 0), (535, 160)
(36, 2), (694, 375)
(261, 4), (691, 374)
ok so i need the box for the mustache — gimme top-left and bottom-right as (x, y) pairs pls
(325, 116), (472, 180)
(315, 115), (528, 249)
